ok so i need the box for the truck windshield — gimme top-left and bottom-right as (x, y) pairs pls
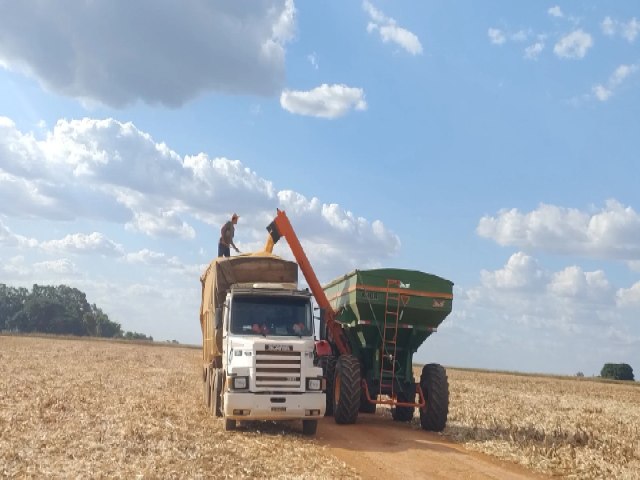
(230, 295), (312, 336)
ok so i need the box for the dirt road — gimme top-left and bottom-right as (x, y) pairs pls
(316, 414), (546, 480)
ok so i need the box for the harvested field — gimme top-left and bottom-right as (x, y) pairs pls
(2, 336), (639, 479)
(0, 336), (357, 479)
(415, 367), (640, 480)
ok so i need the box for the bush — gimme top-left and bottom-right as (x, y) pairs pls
(600, 363), (635, 381)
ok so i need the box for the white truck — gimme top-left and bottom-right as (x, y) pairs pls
(200, 255), (326, 435)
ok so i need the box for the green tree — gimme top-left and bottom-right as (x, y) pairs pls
(601, 363), (635, 381)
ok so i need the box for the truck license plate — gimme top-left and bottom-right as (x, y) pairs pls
(271, 407), (286, 412)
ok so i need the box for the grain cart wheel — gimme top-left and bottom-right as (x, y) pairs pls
(419, 363), (449, 432)
(317, 356), (336, 416)
(212, 369), (223, 418)
(391, 386), (415, 422)
(333, 354), (361, 424)
(302, 419), (318, 436)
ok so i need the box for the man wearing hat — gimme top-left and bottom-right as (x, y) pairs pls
(218, 213), (240, 257)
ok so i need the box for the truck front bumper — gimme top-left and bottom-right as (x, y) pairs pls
(223, 392), (325, 420)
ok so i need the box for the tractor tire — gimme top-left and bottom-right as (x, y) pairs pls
(419, 363), (449, 432)
(391, 387), (415, 422)
(302, 419), (318, 436)
(317, 356), (336, 416)
(333, 354), (361, 425)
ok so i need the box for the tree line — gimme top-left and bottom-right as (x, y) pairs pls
(0, 283), (152, 341)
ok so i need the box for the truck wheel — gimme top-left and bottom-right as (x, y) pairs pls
(333, 354), (361, 425)
(419, 363), (449, 432)
(302, 419), (318, 436)
(212, 369), (223, 418)
(203, 367), (211, 408)
(391, 388), (415, 422)
(317, 356), (336, 416)
(224, 418), (236, 431)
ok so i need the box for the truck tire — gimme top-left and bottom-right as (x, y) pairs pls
(333, 354), (361, 425)
(317, 356), (336, 416)
(391, 387), (415, 422)
(203, 367), (211, 408)
(302, 419), (318, 436)
(419, 363), (449, 432)
(224, 418), (236, 431)
(212, 369), (223, 418)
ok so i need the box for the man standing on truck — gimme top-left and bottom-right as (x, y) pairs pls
(218, 213), (240, 257)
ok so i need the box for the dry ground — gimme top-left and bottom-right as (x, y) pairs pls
(1, 335), (639, 479)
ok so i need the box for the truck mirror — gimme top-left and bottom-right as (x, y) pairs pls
(214, 307), (223, 330)
(319, 309), (326, 341)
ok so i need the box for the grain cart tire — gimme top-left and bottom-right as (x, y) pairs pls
(333, 354), (361, 425)
(391, 387), (415, 422)
(317, 356), (337, 416)
(302, 419), (318, 436)
(212, 369), (223, 418)
(419, 363), (449, 432)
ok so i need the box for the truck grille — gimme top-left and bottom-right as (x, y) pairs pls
(255, 350), (301, 389)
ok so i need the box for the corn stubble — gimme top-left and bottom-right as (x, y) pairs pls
(0, 336), (357, 479)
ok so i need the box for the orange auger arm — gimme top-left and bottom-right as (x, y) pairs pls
(265, 209), (351, 355)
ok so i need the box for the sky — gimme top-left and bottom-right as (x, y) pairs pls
(1, 0), (639, 377)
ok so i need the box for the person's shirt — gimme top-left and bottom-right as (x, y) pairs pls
(220, 221), (235, 245)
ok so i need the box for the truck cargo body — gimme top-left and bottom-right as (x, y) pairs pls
(200, 255), (325, 433)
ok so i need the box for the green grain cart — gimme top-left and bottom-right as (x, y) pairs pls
(321, 268), (453, 430)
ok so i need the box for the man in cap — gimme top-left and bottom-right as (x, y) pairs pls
(218, 213), (240, 257)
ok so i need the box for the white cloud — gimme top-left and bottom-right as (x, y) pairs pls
(280, 84), (367, 119)
(33, 259), (78, 275)
(617, 282), (640, 306)
(307, 53), (319, 70)
(480, 252), (546, 290)
(554, 30), (593, 59)
(488, 28), (506, 45)
(0, 115), (400, 286)
(41, 232), (124, 256)
(0, 1), (296, 107)
(592, 64), (638, 102)
(601, 16), (640, 43)
(548, 6), (563, 18)
(477, 200), (640, 260)
(548, 266), (612, 301)
(363, 1), (423, 55)
(524, 42), (545, 60)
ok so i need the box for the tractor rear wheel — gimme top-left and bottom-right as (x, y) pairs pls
(333, 354), (361, 425)
(391, 387), (415, 422)
(302, 419), (318, 436)
(419, 363), (449, 432)
(317, 356), (336, 416)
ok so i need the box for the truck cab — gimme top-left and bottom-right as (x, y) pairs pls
(216, 283), (325, 434)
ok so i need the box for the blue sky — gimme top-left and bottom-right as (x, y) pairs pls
(1, 1), (639, 376)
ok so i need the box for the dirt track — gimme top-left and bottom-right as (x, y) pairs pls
(316, 414), (546, 480)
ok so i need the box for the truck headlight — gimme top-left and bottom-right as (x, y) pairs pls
(232, 376), (248, 390)
(306, 378), (322, 391)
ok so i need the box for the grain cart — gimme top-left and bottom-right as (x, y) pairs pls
(200, 254), (326, 435)
(265, 210), (453, 430)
